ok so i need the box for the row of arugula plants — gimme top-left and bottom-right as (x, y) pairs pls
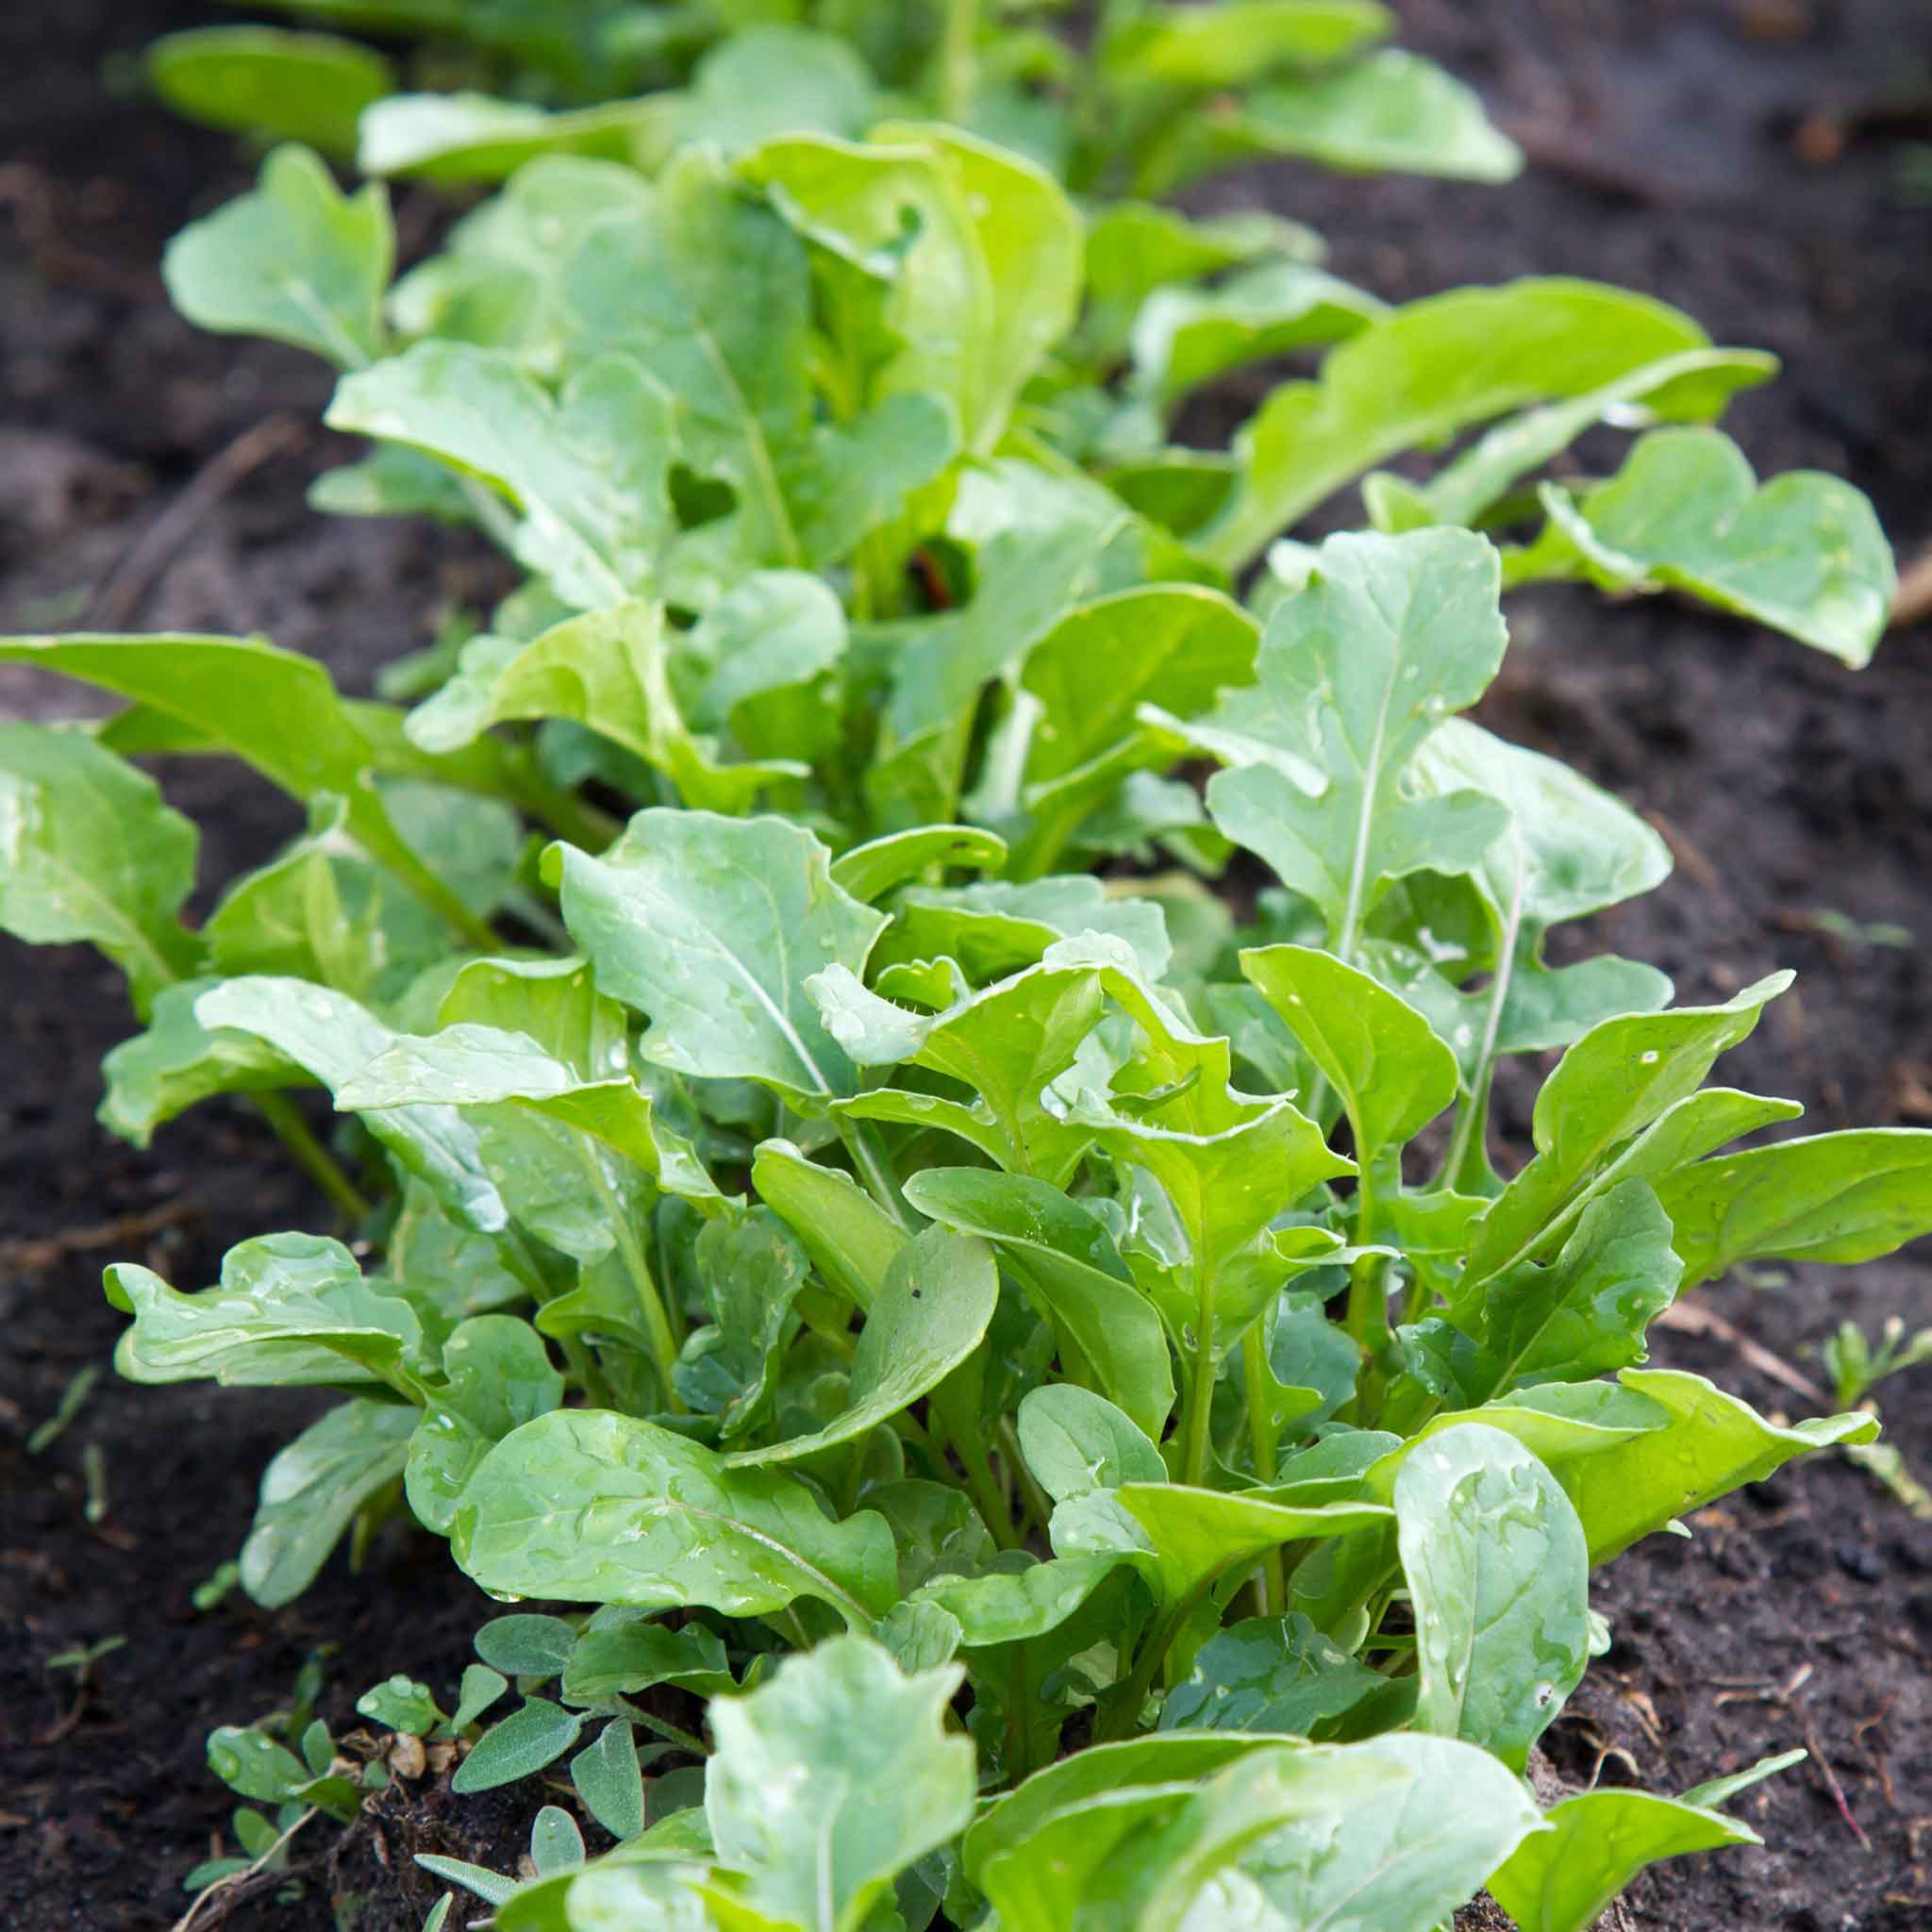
(7, 5), (1927, 1927)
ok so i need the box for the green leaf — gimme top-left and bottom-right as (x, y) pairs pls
(148, 27), (394, 157)
(1136, 1735), (1544, 1932)
(966, 1734), (1270, 1887)
(1013, 585), (1257, 872)
(1204, 279), (1715, 570)
(1143, 45), (1521, 192)
(1657, 1128), (1932, 1291)
(868, 463), (1149, 828)
(358, 1675), (443, 1736)
(0, 723), (201, 1014)
(454, 1409), (898, 1626)
(161, 144), (391, 370)
(573, 1719), (646, 1842)
(870, 1480), (1000, 1597)
(706, 1637), (974, 1932)
(1545, 1368), (1876, 1564)
(408, 603), (802, 813)
(358, 92), (676, 185)
(385, 156), (652, 375)
(907, 1169), (1175, 1438)
(751, 1139), (908, 1311)
(550, 809), (886, 1106)
(97, 979), (305, 1147)
(672, 25), (879, 157)
(564, 146), (958, 589)
(1062, 1482), (1391, 1613)
(1462, 974), (1793, 1286)
(676, 1210), (812, 1441)
(830, 825), (1008, 905)
(450, 1663), (508, 1733)
(727, 1228), (998, 1466)
(208, 1725), (310, 1803)
(1400, 717), (1675, 1100)
(1469, 1179), (1683, 1398)
(872, 877), (1172, 988)
(1678, 1746), (1808, 1812)
(475, 1613), (577, 1678)
(1102, 3), (1391, 90)
(909, 1554), (1125, 1649)
(678, 571), (849, 767)
(530, 1805), (585, 1876)
(822, 959), (1105, 1182)
(1060, 952), (1354, 1358)
(453, 1699), (586, 1794)
(1015, 1385), (1167, 1504)
(1206, 529), (1510, 953)
(339, 1020), (724, 1215)
(241, 1399), (415, 1607)
(413, 1856), (518, 1908)
(107, 1231), (423, 1390)
(972, 1734), (1541, 1932)
(407, 1315), (566, 1535)
(1394, 1424), (1590, 1770)
(0, 632), (486, 940)
(327, 345), (676, 608)
(562, 1619), (736, 1706)
(1241, 943), (1457, 1162)
(1381, 345), (1776, 531)
(197, 793), (444, 1004)
(744, 125), (1080, 454)
(1515, 427), (1896, 666)
(1488, 1787), (1758, 1932)
(195, 978), (508, 1234)
(1158, 1612), (1383, 1736)
(1129, 261), (1382, 408)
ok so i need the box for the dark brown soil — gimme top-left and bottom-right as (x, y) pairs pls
(3, 1), (1930, 1927)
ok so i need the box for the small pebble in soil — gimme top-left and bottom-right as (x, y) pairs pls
(1835, 1543), (1885, 1584)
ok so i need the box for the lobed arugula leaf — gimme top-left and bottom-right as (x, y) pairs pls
(162, 143), (391, 368)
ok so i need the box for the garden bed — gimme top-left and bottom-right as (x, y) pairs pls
(3, 0), (1931, 1925)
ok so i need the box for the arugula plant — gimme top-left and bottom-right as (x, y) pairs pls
(10, 510), (1930, 1927)
(0, 65), (1913, 1932)
(149, 1), (1520, 198)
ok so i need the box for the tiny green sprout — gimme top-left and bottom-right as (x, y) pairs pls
(1807, 908), (1915, 952)
(1824, 1315), (1932, 1408)
(45, 1634), (126, 1681)
(192, 1559), (242, 1612)
(26, 1362), (101, 1456)
(82, 1441), (109, 1524)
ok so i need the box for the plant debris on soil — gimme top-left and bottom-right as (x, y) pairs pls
(3, 1), (1930, 1926)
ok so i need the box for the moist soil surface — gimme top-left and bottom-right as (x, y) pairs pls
(4, 1), (1931, 1926)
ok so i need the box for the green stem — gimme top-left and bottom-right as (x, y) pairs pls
(1343, 1251), (1390, 1427)
(251, 1092), (372, 1221)
(932, 1373), (1020, 1551)
(1440, 837), (1523, 1189)
(837, 1117), (916, 1233)
(1180, 1262), (1218, 1488)
(1000, 1416), (1053, 1541)
(940, 0), (980, 124)
(503, 750), (621, 853)
(624, 1706), (710, 1758)
(1006, 1641), (1035, 1784)
(1242, 1337), (1287, 1615)
(1097, 1584), (1207, 1742)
